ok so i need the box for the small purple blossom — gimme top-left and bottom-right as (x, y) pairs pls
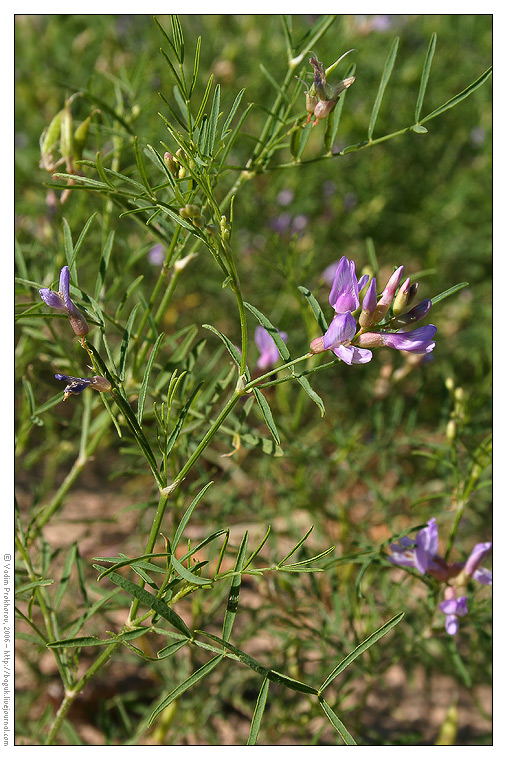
(329, 256), (369, 314)
(389, 518), (492, 635)
(55, 373), (111, 400)
(148, 243), (165, 266)
(277, 188), (294, 206)
(380, 324), (437, 354)
(39, 266), (89, 338)
(255, 325), (288, 371)
(321, 312), (372, 365)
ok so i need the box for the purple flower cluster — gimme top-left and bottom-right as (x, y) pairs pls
(389, 518), (492, 635)
(310, 256), (437, 365)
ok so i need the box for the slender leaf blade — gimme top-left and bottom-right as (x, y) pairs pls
(319, 698), (357, 745)
(244, 302), (290, 361)
(149, 654), (224, 724)
(222, 531), (249, 642)
(414, 32), (437, 123)
(137, 333), (165, 425)
(368, 36), (400, 141)
(253, 388), (280, 445)
(420, 66), (492, 124)
(247, 678), (270, 746)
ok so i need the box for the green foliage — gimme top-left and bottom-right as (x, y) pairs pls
(15, 14), (491, 747)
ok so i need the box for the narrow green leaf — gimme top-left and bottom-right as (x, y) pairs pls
(247, 678), (270, 745)
(295, 375), (325, 417)
(197, 631), (319, 694)
(202, 323), (243, 370)
(157, 203), (199, 233)
(95, 151), (115, 189)
(221, 88), (245, 139)
(319, 698), (357, 745)
(137, 333), (165, 425)
(253, 389), (280, 445)
(260, 63), (288, 101)
(15, 579), (54, 596)
(170, 554), (211, 586)
(94, 230), (114, 301)
(243, 526), (271, 571)
(296, 123), (312, 161)
(157, 638), (189, 660)
(149, 654), (223, 725)
(205, 84), (221, 156)
(244, 302), (290, 361)
(415, 32), (437, 123)
(119, 303), (140, 382)
(62, 218), (76, 279)
(47, 635), (112, 649)
(166, 383), (203, 457)
(327, 62), (356, 152)
(15, 238), (28, 280)
(97, 568), (192, 638)
(278, 526), (314, 566)
(170, 14), (185, 63)
(420, 66), (492, 125)
(173, 482), (214, 548)
(222, 531), (249, 642)
(158, 89), (188, 131)
(298, 286), (328, 332)
(430, 281), (469, 307)
(281, 15), (293, 56)
(190, 36), (201, 96)
(368, 36), (400, 141)
(73, 213), (98, 262)
(320, 612), (404, 691)
(54, 543), (78, 610)
(134, 136), (154, 196)
(194, 74), (214, 129)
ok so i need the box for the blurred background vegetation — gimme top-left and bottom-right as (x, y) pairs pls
(15, 15), (491, 745)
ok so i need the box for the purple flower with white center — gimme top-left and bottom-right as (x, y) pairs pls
(255, 325), (288, 371)
(328, 256), (369, 314)
(314, 311), (372, 365)
(55, 373), (111, 401)
(40, 266), (89, 338)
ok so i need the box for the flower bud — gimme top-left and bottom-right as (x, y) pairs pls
(60, 102), (75, 173)
(355, 332), (384, 348)
(372, 266), (404, 322)
(164, 151), (179, 176)
(310, 336), (325, 354)
(73, 109), (99, 163)
(390, 299), (432, 329)
(179, 204), (201, 219)
(90, 376), (112, 392)
(392, 277), (411, 316)
(359, 277), (377, 328)
(407, 282), (419, 307)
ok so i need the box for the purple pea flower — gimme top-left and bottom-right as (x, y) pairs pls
(329, 256), (369, 314)
(439, 590), (469, 635)
(312, 312), (372, 365)
(357, 324), (437, 355)
(55, 373), (111, 401)
(39, 266), (89, 338)
(389, 518), (492, 635)
(255, 325), (288, 371)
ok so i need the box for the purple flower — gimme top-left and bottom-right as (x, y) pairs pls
(372, 266), (404, 322)
(439, 591), (469, 635)
(389, 518), (492, 635)
(55, 373), (111, 400)
(389, 518), (441, 575)
(40, 266), (89, 338)
(277, 188), (294, 206)
(255, 325), (288, 371)
(359, 277), (377, 328)
(328, 256), (369, 314)
(321, 312), (372, 365)
(357, 324), (437, 355)
(148, 243), (165, 266)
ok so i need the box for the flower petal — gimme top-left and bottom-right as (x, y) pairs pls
(323, 312), (356, 350)
(39, 288), (66, 310)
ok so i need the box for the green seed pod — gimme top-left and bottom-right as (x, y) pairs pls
(40, 109), (63, 171)
(60, 103), (75, 171)
(73, 109), (99, 162)
(163, 151), (179, 177)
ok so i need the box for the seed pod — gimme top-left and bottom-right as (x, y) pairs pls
(179, 204), (201, 219)
(73, 109), (99, 163)
(90, 376), (112, 393)
(60, 102), (75, 172)
(40, 109), (63, 172)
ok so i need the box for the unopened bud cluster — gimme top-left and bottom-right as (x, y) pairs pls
(297, 52), (356, 127)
